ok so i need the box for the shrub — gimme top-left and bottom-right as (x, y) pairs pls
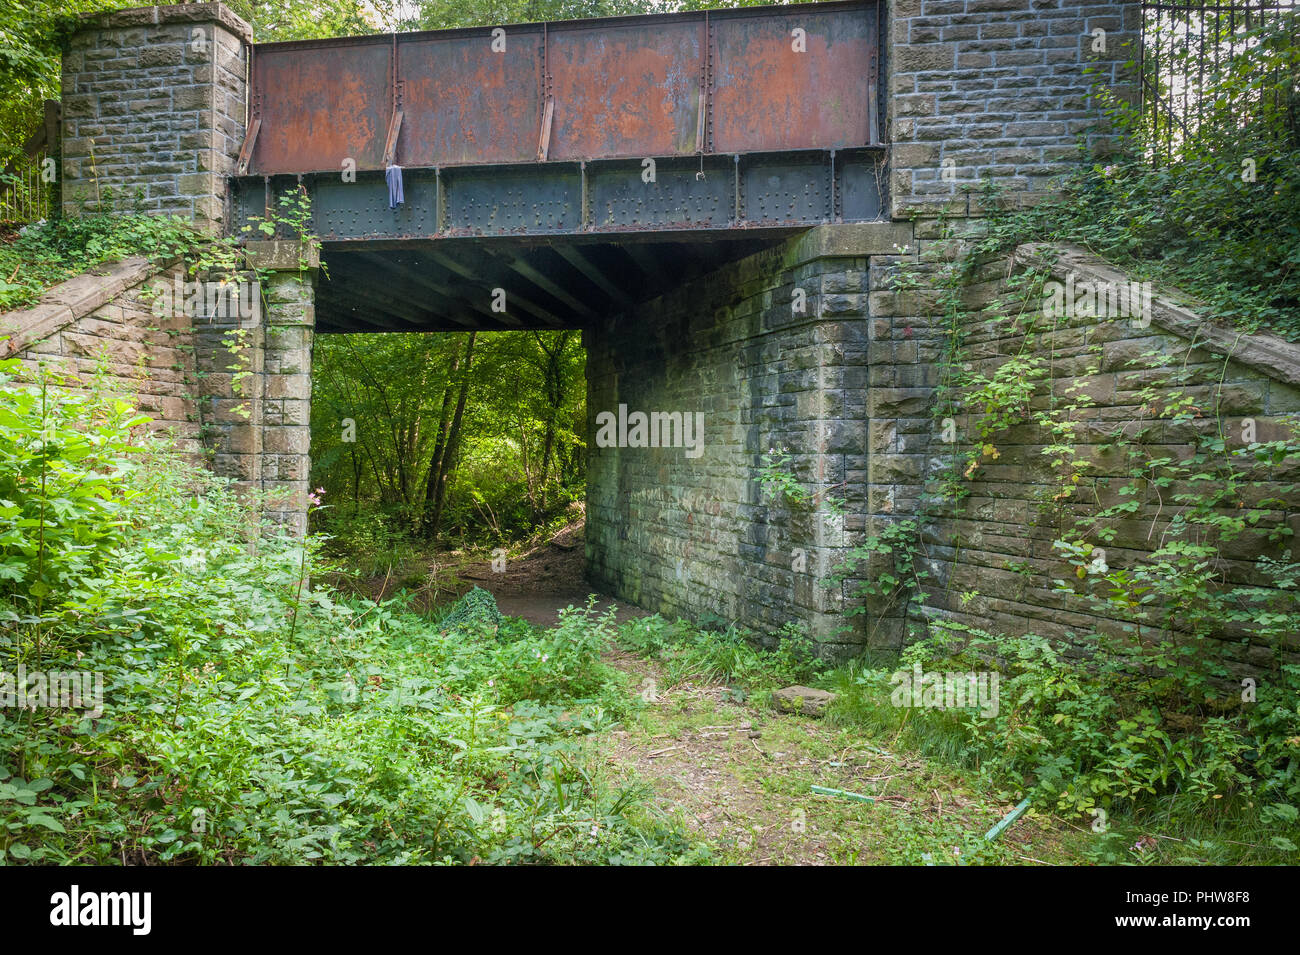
(0, 367), (699, 865)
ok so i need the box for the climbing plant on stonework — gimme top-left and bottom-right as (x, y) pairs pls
(834, 198), (1300, 844)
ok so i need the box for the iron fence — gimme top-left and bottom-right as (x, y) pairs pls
(0, 101), (59, 224)
(0, 157), (51, 224)
(1141, 0), (1299, 161)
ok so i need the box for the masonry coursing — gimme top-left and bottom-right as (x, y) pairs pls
(60, 3), (249, 228)
(2, 259), (200, 448)
(887, 0), (1139, 217)
(26, 2), (1292, 663)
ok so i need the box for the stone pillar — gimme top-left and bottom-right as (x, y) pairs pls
(191, 241), (316, 536)
(887, 0), (1141, 221)
(248, 241), (318, 537)
(61, 3), (251, 231)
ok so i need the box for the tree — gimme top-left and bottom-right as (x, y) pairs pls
(310, 328), (586, 545)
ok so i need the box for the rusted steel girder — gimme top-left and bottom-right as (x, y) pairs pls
(233, 2), (884, 240)
(242, 1), (880, 175)
(232, 148), (883, 242)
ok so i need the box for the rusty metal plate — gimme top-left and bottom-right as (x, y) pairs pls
(441, 165), (579, 236)
(397, 29), (544, 167)
(588, 157), (731, 230)
(246, 3), (878, 177)
(252, 39), (391, 175)
(710, 5), (875, 154)
(548, 19), (704, 161)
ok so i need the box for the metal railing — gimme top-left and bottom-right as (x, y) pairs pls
(0, 158), (51, 223)
(0, 100), (59, 224)
(1141, 1), (1299, 162)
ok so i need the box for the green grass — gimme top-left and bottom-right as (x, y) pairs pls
(612, 616), (1299, 866)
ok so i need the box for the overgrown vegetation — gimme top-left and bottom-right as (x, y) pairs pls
(984, 11), (1300, 339)
(0, 360), (701, 864)
(617, 615), (826, 692)
(815, 11), (1300, 864)
(823, 236), (1300, 862)
(0, 211), (203, 311)
(3, 0), (1297, 868)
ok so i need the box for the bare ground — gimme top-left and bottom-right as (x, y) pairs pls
(595, 649), (1085, 865)
(352, 522), (1089, 864)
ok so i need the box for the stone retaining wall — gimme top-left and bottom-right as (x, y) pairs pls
(0, 257), (200, 449)
(869, 240), (1300, 668)
(0, 241), (316, 535)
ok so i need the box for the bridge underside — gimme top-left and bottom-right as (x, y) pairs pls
(315, 233), (793, 333)
(242, 221), (894, 655)
(241, 142), (886, 334)
(215, 1), (893, 646)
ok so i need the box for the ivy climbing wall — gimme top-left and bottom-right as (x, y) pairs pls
(894, 242), (1300, 675)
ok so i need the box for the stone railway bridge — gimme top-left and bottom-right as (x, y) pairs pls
(44, 0), (1143, 652)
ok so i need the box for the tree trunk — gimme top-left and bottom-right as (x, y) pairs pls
(426, 331), (476, 541)
(422, 338), (463, 532)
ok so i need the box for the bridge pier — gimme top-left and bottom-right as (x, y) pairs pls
(61, 3), (250, 231)
(254, 247), (318, 536)
(586, 223), (914, 656)
(192, 241), (317, 536)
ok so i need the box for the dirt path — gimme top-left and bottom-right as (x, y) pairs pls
(369, 524), (1087, 864)
(428, 521), (648, 627)
(595, 650), (1084, 865)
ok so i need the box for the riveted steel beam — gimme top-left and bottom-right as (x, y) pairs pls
(244, 2), (879, 176)
(230, 147), (884, 243)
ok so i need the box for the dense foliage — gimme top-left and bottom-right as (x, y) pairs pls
(984, 10), (1300, 339)
(0, 360), (699, 864)
(0, 211), (205, 310)
(310, 328), (586, 550)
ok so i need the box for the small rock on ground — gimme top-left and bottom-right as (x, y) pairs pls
(772, 685), (837, 718)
